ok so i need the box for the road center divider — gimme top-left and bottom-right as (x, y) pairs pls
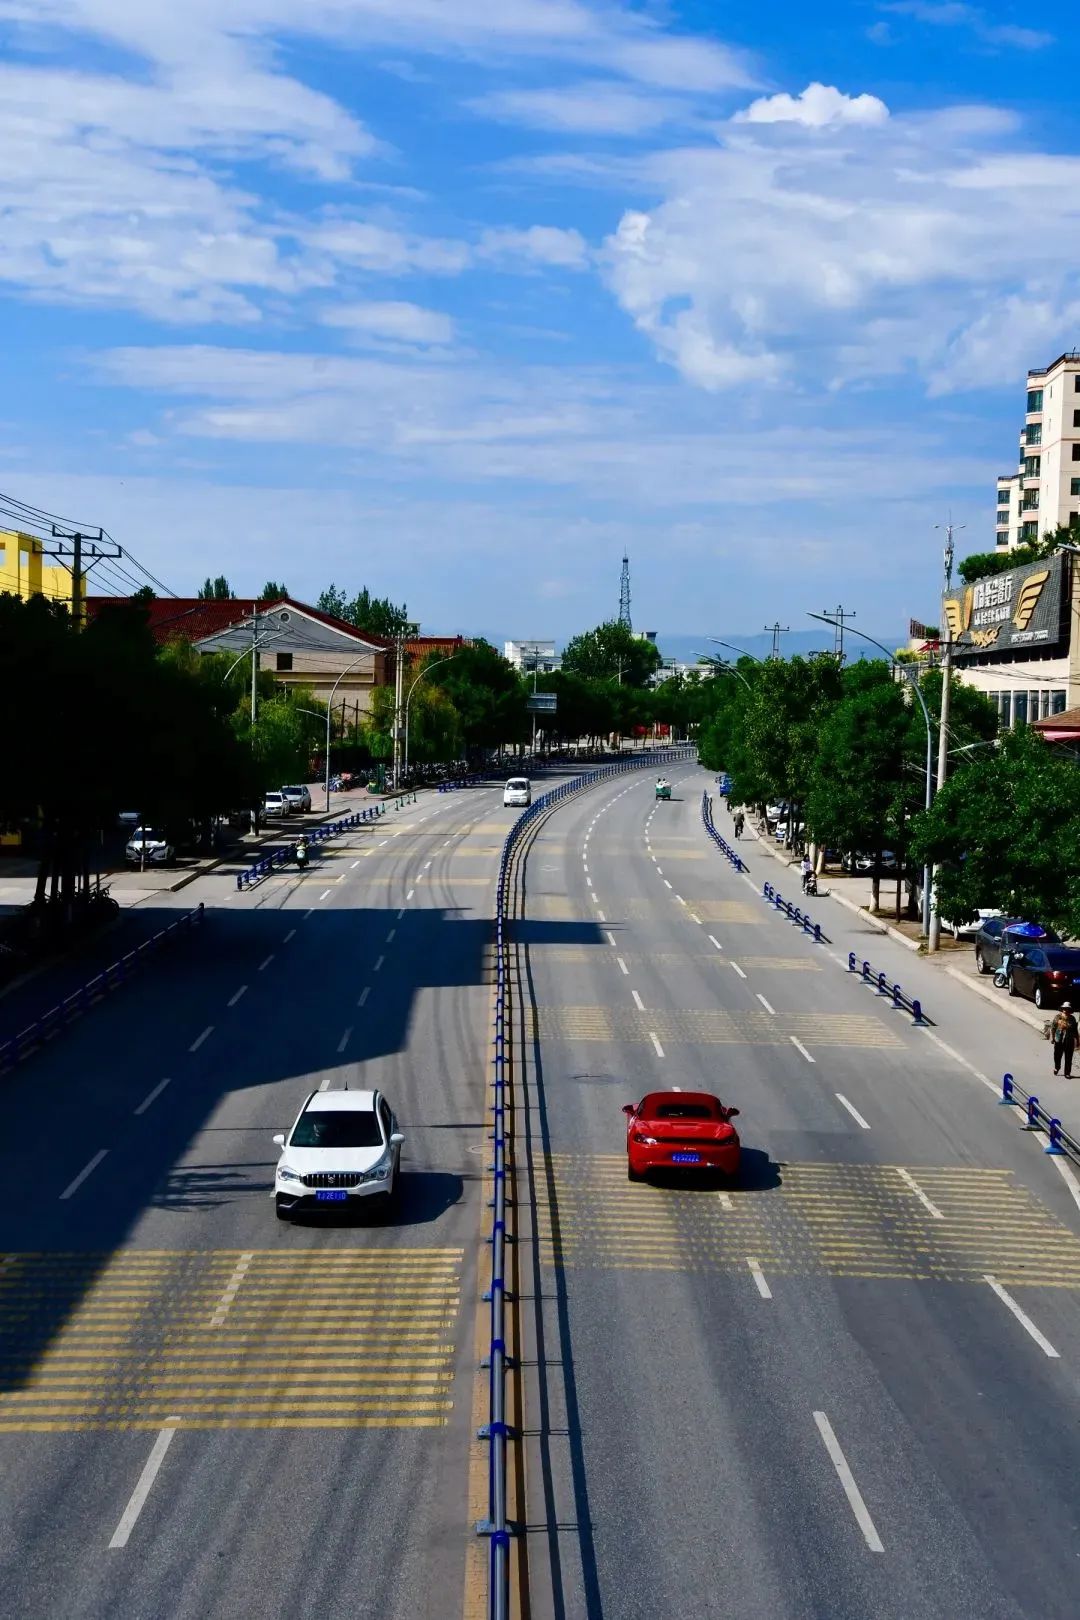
(845, 950), (925, 1024)
(1000, 1073), (1080, 1161)
(482, 746), (695, 1620)
(701, 791), (747, 873)
(235, 796), (417, 890)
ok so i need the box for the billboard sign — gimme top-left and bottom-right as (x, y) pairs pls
(942, 552), (1067, 656)
(526, 692), (558, 713)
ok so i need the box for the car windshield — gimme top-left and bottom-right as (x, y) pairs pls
(290, 1110), (383, 1148)
(284, 786), (303, 794)
(507, 780), (528, 790)
(652, 1103), (715, 1120)
(133, 828), (163, 841)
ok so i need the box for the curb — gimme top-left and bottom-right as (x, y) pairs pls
(942, 963), (1047, 1033)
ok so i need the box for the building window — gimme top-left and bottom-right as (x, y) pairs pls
(1026, 424), (1042, 446)
(1021, 521), (1038, 540)
(1072, 479), (1080, 496)
(1053, 690), (1068, 714)
(1073, 444), (1080, 461)
(1022, 490), (1039, 509)
(1014, 691), (1028, 727)
(1024, 456), (1040, 477)
(996, 510), (1009, 525)
(1027, 389), (1044, 412)
(275, 652), (293, 671)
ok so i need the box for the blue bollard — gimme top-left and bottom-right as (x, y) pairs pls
(1046, 1117), (1065, 1155)
(847, 952), (856, 972)
(877, 971), (887, 996)
(892, 983), (902, 1007)
(793, 908), (802, 926)
(1026, 1094), (1040, 1130)
(911, 998), (923, 1024)
(802, 915), (812, 934)
(862, 960), (871, 980)
(1000, 1073), (1015, 1104)
(814, 923), (822, 943)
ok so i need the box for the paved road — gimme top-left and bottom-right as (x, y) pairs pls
(0, 783), (526, 1620)
(517, 767), (1080, 1620)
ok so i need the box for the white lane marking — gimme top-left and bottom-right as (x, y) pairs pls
(708, 935), (723, 951)
(747, 1258), (772, 1300)
(319, 1076), (331, 1092)
(210, 1252), (253, 1328)
(717, 1191), (734, 1211)
(134, 1079), (171, 1116)
(632, 989), (645, 1010)
(656, 867), (663, 876)
(227, 985), (248, 1008)
(60, 1150), (109, 1201)
(730, 962), (747, 979)
(386, 928), (396, 942)
(303, 907), (314, 919)
(358, 986), (371, 1007)
(836, 1093), (871, 1130)
(397, 907), (406, 919)
(258, 954), (275, 972)
(336, 1026), (352, 1054)
(583, 862), (588, 873)
(597, 910), (606, 921)
(283, 929), (296, 944)
(756, 993), (776, 1015)
(896, 1167), (944, 1219)
(423, 861), (432, 871)
(649, 1032), (665, 1057)
(407, 888), (415, 900)
(790, 1036), (816, 1064)
(374, 955), (385, 972)
(813, 1412), (884, 1553)
(189, 1025), (214, 1053)
(919, 1029), (999, 1096)
(675, 894), (686, 905)
(379, 839), (389, 846)
(351, 859), (361, 869)
(984, 1275), (1059, 1358)
(108, 1423), (181, 1549)
(617, 958), (629, 976)
(663, 880), (672, 890)
(591, 894), (600, 906)
(1051, 1155), (1080, 1215)
(587, 877), (593, 888)
(691, 915), (703, 925)
(605, 931), (617, 947)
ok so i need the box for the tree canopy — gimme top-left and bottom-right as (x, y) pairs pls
(561, 621), (662, 688)
(317, 584), (411, 638)
(197, 576), (235, 600)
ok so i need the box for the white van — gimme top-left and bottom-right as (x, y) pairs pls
(503, 777), (531, 808)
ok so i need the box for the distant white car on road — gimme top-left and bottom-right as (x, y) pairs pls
(504, 777), (531, 807)
(273, 1089), (404, 1220)
(125, 827), (174, 866)
(263, 790), (293, 818)
(281, 785), (311, 813)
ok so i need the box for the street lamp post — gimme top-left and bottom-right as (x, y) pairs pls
(403, 654), (458, 779)
(809, 613), (936, 939)
(708, 638), (762, 663)
(325, 654), (375, 812)
(695, 653), (753, 693)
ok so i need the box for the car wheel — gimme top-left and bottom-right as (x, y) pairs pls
(1008, 973), (1018, 998)
(976, 949), (988, 976)
(1035, 984), (1047, 1009)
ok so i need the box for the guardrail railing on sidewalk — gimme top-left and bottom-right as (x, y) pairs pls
(846, 950), (925, 1023)
(701, 791), (747, 873)
(761, 881), (827, 945)
(0, 903), (206, 1072)
(999, 1072), (1080, 1161)
(235, 796), (417, 890)
(482, 746), (695, 1620)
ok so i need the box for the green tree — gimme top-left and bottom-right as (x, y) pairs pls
(425, 640), (527, 751)
(910, 727), (1080, 938)
(562, 621), (662, 688)
(956, 523), (1075, 584)
(197, 575), (235, 600)
(316, 583), (410, 637)
(259, 580), (289, 601)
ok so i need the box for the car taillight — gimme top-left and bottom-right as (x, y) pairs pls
(632, 1131), (657, 1145)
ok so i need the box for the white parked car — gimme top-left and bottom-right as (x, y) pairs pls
(273, 1089), (404, 1220)
(263, 789), (293, 818)
(281, 785), (311, 813)
(504, 777), (531, 807)
(125, 827), (174, 866)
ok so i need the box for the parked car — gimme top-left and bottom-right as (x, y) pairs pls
(1006, 944), (1080, 1009)
(842, 850), (898, 875)
(944, 908), (1000, 941)
(281, 785), (312, 813)
(116, 810), (141, 829)
(974, 917), (1059, 976)
(263, 790), (293, 818)
(125, 827), (175, 866)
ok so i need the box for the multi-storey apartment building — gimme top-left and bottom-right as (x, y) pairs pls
(996, 351), (1080, 550)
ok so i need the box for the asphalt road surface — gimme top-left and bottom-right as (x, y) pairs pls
(0, 783), (527, 1620)
(516, 767), (1080, 1620)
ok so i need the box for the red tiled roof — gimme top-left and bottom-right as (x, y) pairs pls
(86, 596), (389, 648)
(404, 635), (468, 660)
(1034, 706), (1080, 733)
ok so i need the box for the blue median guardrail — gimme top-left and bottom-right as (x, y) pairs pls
(0, 903), (206, 1073)
(701, 791), (747, 873)
(761, 880), (827, 945)
(846, 950), (925, 1023)
(483, 745), (695, 1620)
(999, 1072), (1080, 1161)
(236, 796), (417, 890)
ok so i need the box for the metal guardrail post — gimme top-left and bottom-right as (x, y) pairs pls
(1046, 1117), (1065, 1155)
(1026, 1095), (1040, 1130)
(1000, 1073), (1015, 1105)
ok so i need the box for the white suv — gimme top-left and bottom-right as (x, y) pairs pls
(273, 1089), (404, 1219)
(503, 777), (531, 807)
(264, 789), (293, 818)
(281, 785), (311, 813)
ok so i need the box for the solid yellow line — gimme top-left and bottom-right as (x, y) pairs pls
(0, 1397), (454, 1412)
(0, 1417), (449, 1430)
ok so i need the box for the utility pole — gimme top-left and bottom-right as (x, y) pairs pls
(927, 519), (965, 953)
(42, 525), (118, 630)
(392, 624), (415, 787)
(764, 622), (791, 660)
(825, 604), (856, 660)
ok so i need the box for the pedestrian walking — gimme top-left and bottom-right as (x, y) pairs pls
(1051, 1003), (1079, 1077)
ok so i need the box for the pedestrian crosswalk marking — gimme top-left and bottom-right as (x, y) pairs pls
(526, 1006), (903, 1048)
(537, 1157), (1080, 1287)
(0, 1249), (462, 1431)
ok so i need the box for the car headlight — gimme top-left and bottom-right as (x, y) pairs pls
(277, 1166), (302, 1182)
(367, 1162), (391, 1181)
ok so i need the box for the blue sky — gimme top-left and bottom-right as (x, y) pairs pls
(1, 0), (1078, 640)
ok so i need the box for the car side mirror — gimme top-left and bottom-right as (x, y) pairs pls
(389, 1131), (405, 1145)
(727, 1107), (740, 1118)
(621, 1104), (635, 1116)
(272, 1133), (285, 1147)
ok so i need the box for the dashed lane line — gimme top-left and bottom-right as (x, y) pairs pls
(790, 1036), (816, 1064)
(896, 1167), (944, 1220)
(258, 954), (274, 972)
(747, 1259), (772, 1300)
(984, 1275), (1059, 1358)
(631, 990), (645, 1011)
(134, 1080), (171, 1116)
(189, 1026), (214, 1053)
(756, 993), (776, 1015)
(617, 958), (629, 976)
(337, 1027), (352, 1054)
(731, 962), (747, 980)
(814, 1412), (884, 1553)
(708, 936), (723, 951)
(227, 986), (248, 1008)
(649, 1032), (665, 1058)
(59, 1150), (109, 1201)
(108, 1422), (181, 1549)
(283, 929), (296, 944)
(374, 955), (385, 973)
(358, 987), (371, 1007)
(836, 1093), (871, 1130)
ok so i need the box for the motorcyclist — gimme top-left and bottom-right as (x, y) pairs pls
(733, 810), (745, 838)
(295, 835), (309, 869)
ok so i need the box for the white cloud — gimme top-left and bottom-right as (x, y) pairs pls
(321, 300), (455, 345)
(304, 217), (472, 274)
(600, 107), (1080, 394)
(882, 3), (1052, 51)
(479, 225), (589, 268)
(473, 83), (682, 136)
(736, 83), (889, 128)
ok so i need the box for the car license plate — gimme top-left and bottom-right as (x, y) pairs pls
(316, 1189), (348, 1202)
(671, 1152), (700, 1164)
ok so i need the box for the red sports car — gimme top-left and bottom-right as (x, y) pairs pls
(623, 1090), (741, 1182)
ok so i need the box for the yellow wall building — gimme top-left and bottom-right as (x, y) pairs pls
(0, 530), (70, 605)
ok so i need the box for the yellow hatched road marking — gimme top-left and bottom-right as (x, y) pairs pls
(527, 1006), (903, 1048)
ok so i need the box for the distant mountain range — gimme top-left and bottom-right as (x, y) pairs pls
(651, 630), (904, 665)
